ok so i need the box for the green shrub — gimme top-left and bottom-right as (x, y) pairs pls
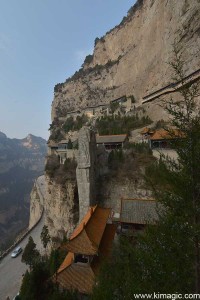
(67, 138), (73, 149)
(45, 155), (60, 178)
(84, 54), (93, 65)
(96, 114), (152, 136)
(49, 129), (64, 142)
(63, 114), (89, 133)
(124, 141), (152, 155)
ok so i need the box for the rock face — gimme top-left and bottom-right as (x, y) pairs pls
(44, 176), (78, 241)
(29, 176), (45, 229)
(29, 184), (43, 229)
(100, 177), (152, 213)
(51, 0), (200, 121)
(76, 127), (97, 222)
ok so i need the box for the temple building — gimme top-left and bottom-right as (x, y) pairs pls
(119, 198), (160, 233)
(96, 134), (128, 150)
(54, 205), (116, 295)
(149, 128), (183, 149)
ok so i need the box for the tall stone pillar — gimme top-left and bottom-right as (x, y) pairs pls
(76, 126), (97, 222)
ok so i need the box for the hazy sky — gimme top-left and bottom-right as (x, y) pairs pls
(0, 0), (136, 140)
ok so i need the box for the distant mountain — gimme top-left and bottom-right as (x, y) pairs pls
(0, 132), (47, 250)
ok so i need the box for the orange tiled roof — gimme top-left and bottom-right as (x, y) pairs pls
(56, 224), (116, 295)
(66, 206), (111, 255)
(70, 206), (95, 240)
(57, 263), (95, 294)
(150, 128), (183, 141)
(140, 127), (150, 134)
(57, 252), (74, 273)
(91, 224), (116, 274)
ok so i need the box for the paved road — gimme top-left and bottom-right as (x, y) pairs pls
(0, 175), (46, 300)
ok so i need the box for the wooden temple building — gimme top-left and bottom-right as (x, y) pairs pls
(149, 128), (184, 149)
(96, 134), (128, 150)
(120, 198), (159, 230)
(54, 205), (116, 295)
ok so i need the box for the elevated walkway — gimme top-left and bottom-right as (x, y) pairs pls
(142, 68), (200, 104)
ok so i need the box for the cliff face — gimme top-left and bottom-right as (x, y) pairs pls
(52, 0), (200, 120)
(44, 176), (78, 242)
(44, 0), (200, 243)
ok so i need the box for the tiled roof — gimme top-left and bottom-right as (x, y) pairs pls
(59, 139), (68, 144)
(120, 198), (159, 224)
(65, 206), (111, 255)
(57, 263), (95, 294)
(56, 224), (116, 294)
(47, 141), (58, 147)
(150, 129), (183, 141)
(57, 252), (74, 274)
(96, 134), (127, 144)
(55, 208), (116, 295)
(91, 224), (116, 274)
(140, 127), (150, 134)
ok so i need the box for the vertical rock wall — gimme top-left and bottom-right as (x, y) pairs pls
(29, 182), (43, 229)
(76, 126), (97, 222)
(44, 176), (78, 241)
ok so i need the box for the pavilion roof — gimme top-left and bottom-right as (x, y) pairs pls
(140, 127), (150, 134)
(56, 223), (116, 294)
(65, 206), (111, 255)
(150, 128), (183, 141)
(57, 262), (95, 294)
(96, 134), (127, 144)
(120, 198), (160, 224)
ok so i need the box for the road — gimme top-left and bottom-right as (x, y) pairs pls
(0, 175), (46, 300)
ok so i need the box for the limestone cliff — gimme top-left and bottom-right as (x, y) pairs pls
(43, 0), (200, 243)
(29, 184), (43, 229)
(51, 0), (200, 121)
(29, 176), (45, 229)
(44, 176), (78, 241)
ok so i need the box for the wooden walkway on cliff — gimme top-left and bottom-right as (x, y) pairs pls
(142, 68), (200, 104)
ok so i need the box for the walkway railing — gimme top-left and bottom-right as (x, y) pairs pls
(142, 68), (200, 104)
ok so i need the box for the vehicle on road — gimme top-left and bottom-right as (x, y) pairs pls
(13, 292), (20, 299)
(11, 246), (22, 258)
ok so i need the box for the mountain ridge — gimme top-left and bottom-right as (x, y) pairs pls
(0, 132), (47, 250)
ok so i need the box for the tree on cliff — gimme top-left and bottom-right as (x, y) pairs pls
(21, 236), (40, 270)
(92, 47), (200, 297)
(41, 225), (51, 251)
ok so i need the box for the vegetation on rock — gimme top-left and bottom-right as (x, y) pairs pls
(96, 114), (152, 135)
(45, 155), (77, 183)
(63, 114), (89, 133)
(21, 236), (40, 270)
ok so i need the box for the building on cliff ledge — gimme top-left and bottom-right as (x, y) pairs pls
(118, 198), (160, 235)
(47, 139), (78, 164)
(149, 128), (184, 149)
(54, 205), (116, 295)
(96, 134), (128, 150)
